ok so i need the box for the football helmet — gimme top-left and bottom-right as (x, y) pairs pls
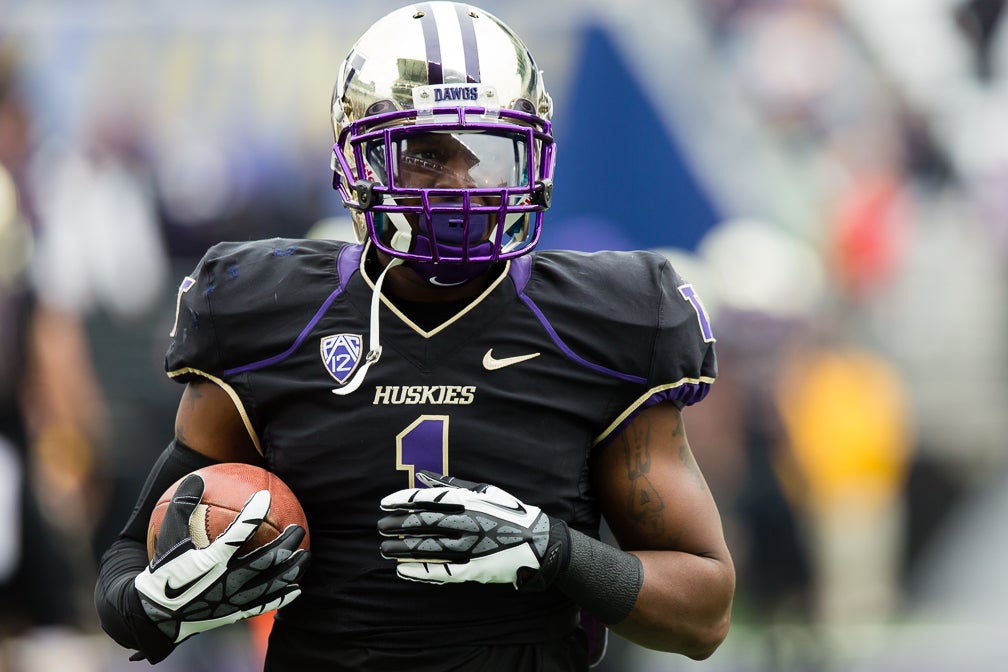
(331, 2), (556, 285)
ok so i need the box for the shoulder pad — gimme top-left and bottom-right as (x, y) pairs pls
(166, 238), (358, 379)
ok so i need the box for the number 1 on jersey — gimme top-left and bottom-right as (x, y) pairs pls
(396, 415), (449, 487)
(678, 283), (715, 343)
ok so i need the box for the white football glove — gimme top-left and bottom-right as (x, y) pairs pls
(378, 471), (569, 589)
(132, 474), (309, 659)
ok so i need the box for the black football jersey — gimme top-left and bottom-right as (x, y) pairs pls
(165, 239), (716, 663)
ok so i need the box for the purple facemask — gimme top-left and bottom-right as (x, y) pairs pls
(332, 106), (556, 277)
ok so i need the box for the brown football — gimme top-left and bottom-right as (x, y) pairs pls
(147, 462), (310, 560)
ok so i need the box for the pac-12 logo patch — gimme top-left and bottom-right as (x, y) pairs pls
(321, 333), (363, 384)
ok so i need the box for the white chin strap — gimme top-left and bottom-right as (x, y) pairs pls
(387, 210), (414, 252)
(331, 257), (403, 396)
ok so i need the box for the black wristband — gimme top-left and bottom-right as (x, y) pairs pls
(556, 527), (643, 625)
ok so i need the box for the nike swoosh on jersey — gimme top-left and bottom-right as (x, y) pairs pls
(163, 573), (206, 600)
(482, 349), (541, 370)
(428, 276), (467, 287)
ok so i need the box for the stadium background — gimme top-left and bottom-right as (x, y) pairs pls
(1, 0), (1006, 669)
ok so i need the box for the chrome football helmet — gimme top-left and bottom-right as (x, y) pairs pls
(331, 2), (556, 285)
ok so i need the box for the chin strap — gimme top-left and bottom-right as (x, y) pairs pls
(385, 211), (415, 253)
(331, 257), (403, 396)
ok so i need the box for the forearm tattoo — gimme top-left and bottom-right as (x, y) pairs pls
(617, 411), (706, 546)
(619, 420), (665, 536)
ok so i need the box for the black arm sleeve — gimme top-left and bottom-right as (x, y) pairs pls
(118, 438), (222, 542)
(93, 439), (220, 662)
(94, 538), (161, 656)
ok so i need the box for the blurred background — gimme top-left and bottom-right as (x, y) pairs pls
(1, 0), (1006, 670)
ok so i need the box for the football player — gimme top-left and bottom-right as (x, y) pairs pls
(94, 3), (735, 670)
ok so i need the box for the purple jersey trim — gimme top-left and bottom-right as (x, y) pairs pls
(222, 244), (362, 377)
(508, 256), (647, 385)
(666, 381), (712, 407)
(509, 254), (533, 290)
(337, 243), (364, 286)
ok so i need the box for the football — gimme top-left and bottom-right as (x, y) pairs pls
(147, 462), (310, 560)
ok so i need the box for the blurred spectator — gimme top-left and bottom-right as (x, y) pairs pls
(25, 84), (190, 567)
(0, 42), (109, 668)
(680, 220), (825, 668)
(776, 337), (913, 661)
(30, 99), (168, 322)
(687, 310), (818, 671)
(955, 0), (1006, 81)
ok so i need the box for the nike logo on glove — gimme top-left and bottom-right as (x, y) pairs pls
(163, 574), (205, 599)
(482, 498), (529, 515)
(482, 349), (540, 370)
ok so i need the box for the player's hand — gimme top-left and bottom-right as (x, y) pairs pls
(131, 474), (309, 662)
(378, 470), (569, 590)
